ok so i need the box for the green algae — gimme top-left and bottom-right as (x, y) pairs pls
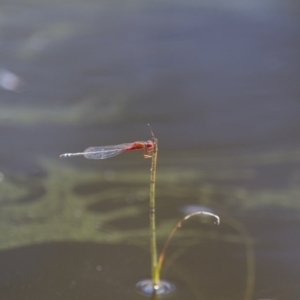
(0, 146), (300, 251)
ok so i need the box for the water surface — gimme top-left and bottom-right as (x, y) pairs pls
(1, 1), (300, 299)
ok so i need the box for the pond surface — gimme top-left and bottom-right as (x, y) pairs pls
(1, 1), (300, 299)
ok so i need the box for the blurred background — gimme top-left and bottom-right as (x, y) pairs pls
(0, 0), (300, 299)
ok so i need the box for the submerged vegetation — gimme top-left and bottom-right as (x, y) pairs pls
(1, 142), (300, 298)
(2, 146), (300, 251)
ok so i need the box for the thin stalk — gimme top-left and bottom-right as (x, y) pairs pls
(221, 215), (255, 300)
(149, 137), (159, 285)
(156, 211), (220, 277)
(149, 129), (159, 286)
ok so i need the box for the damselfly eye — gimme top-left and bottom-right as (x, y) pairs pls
(147, 140), (154, 148)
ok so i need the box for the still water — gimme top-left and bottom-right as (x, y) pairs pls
(1, 1), (300, 299)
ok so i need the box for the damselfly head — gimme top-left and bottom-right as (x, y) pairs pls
(146, 140), (154, 149)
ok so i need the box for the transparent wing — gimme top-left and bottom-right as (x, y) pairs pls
(83, 143), (131, 159)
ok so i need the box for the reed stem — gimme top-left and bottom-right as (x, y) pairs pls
(156, 211), (220, 276)
(149, 131), (159, 286)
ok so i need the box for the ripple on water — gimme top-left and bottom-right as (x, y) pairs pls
(136, 279), (176, 296)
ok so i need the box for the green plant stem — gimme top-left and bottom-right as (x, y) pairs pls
(149, 135), (159, 286)
(221, 215), (255, 300)
(156, 211), (220, 276)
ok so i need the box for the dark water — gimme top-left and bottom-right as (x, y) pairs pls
(1, 1), (300, 299)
